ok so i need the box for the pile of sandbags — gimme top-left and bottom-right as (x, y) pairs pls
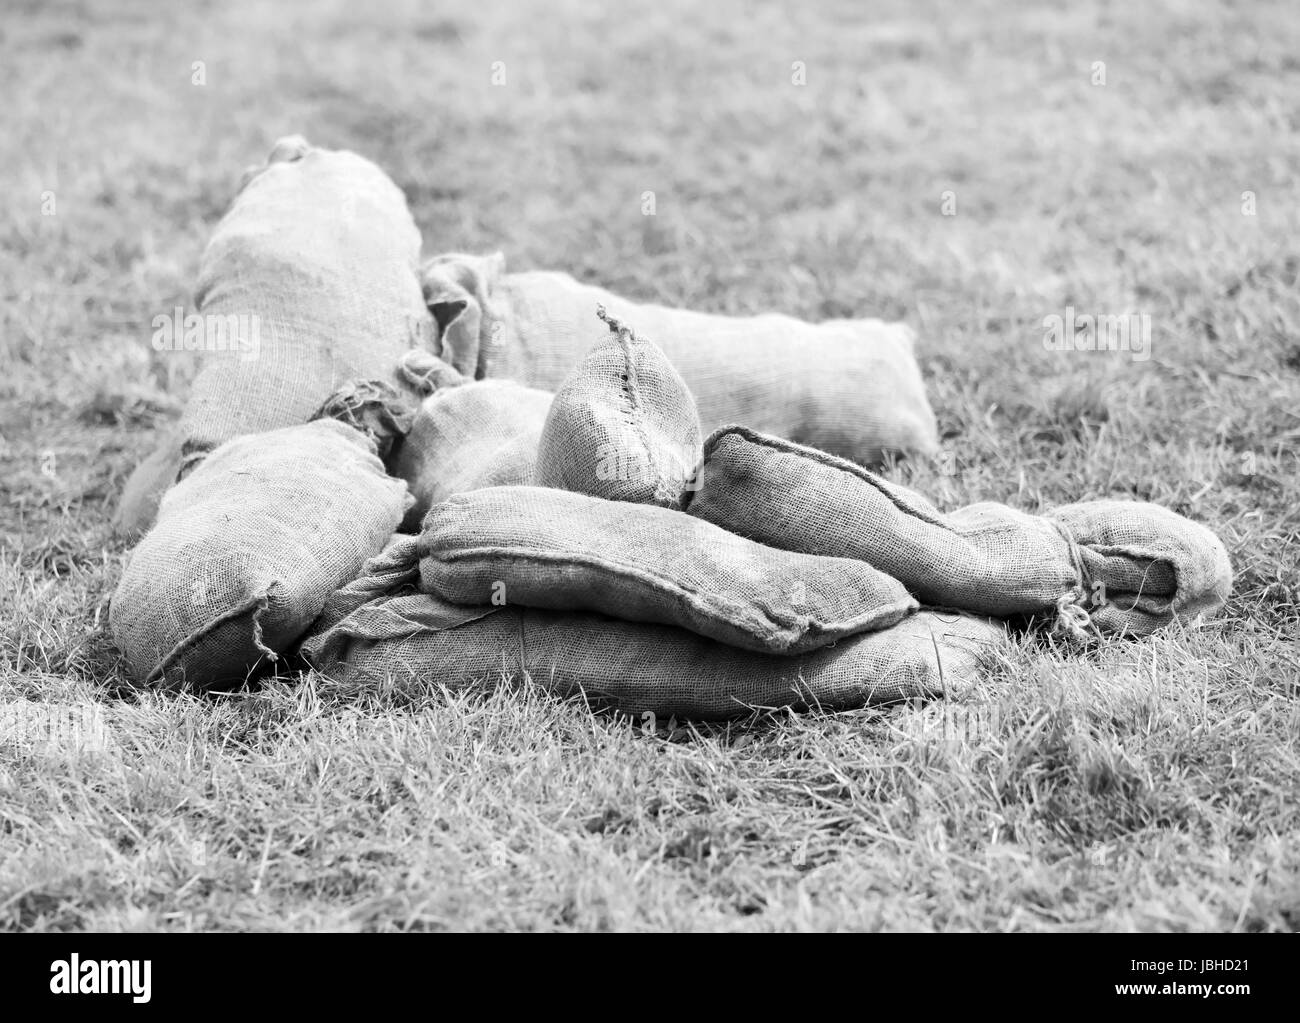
(301, 315), (1234, 715)
(108, 137), (1236, 716)
(297, 318), (1003, 713)
(112, 136), (432, 539)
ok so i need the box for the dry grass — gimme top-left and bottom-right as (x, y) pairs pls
(1, 0), (1298, 931)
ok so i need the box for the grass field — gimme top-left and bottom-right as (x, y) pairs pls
(1, 0), (1298, 931)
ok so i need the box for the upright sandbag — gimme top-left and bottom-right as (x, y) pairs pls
(109, 419), (410, 690)
(420, 486), (916, 654)
(389, 378), (554, 531)
(302, 589), (1004, 719)
(534, 306), (702, 508)
(112, 136), (433, 537)
(421, 252), (938, 464)
(688, 426), (1233, 636)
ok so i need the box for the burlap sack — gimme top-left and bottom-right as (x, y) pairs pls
(301, 588), (1003, 719)
(688, 426), (1234, 637)
(179, 136), (431, 454)
(534, 306), (702, 508)
(112, 136), (433, 538)
(111, 433), (184, 541)
(389, 374), (554, 531)
(110, 419), (410, 690)
(419, 486), (916, 654)
(306, 534), (425, 641)
(421, 253), (938, 464)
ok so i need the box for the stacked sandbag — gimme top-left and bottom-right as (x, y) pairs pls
(389, 349), (555, 530)
(419, 486), (916, 653)
(688, 426), (1234, 636)
(302, 541), (1004, 719)
(534, 307), (702, 508)
(113, 135), (433, 538)
(421, 252), (938, 465)
(110, 419), (410, 690)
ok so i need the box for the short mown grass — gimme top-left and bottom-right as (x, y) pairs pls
(1, 0), (1297, 930)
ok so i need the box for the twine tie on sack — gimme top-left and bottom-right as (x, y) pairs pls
(1050, 519), (1095, 643)
(311, 380), (415, 460)
(595, 303), (638, 342)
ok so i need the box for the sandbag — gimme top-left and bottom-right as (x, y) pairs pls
(112, 136), (433, 537)
(534, 306), (702, 508)
(688, 426), (1233, 636)
(389, 375), (554, 531)
(421, 252), (938, 464)
(109, 419), (410, 690)
(301, 548), (1004, 719)
(179, 136), (432, 453)
(420, 486), (916, 654)
(111, 433), (184, 541)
